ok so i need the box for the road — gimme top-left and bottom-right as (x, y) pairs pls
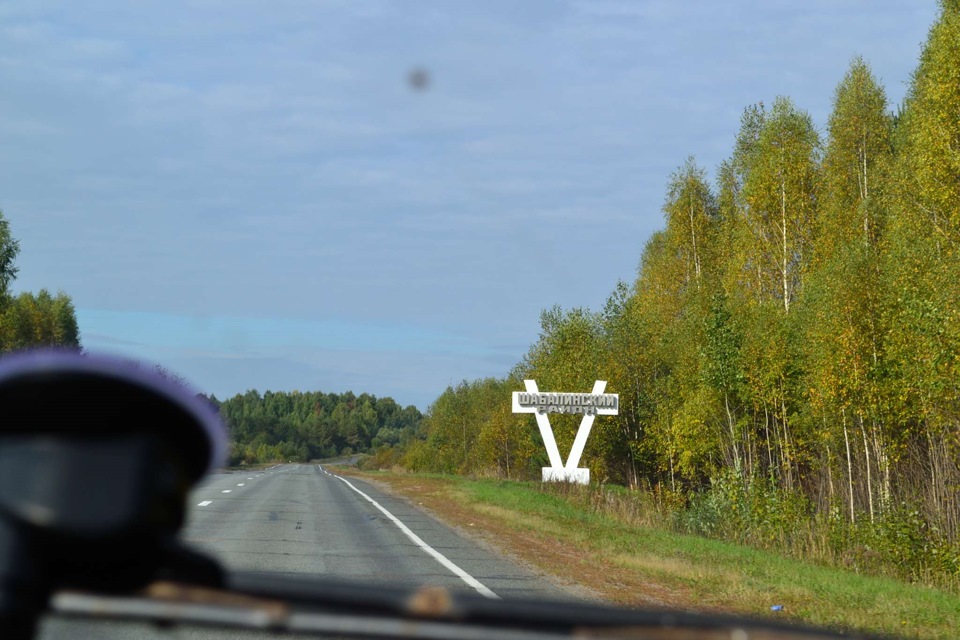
(183, 463), (564, 599)
(40, 463), (571, 638)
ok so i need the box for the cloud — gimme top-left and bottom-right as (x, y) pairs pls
(75, 304), (525, 407)
(1, 1), (940, 409)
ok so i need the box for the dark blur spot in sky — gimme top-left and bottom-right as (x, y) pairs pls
(408, 67), (430, 91)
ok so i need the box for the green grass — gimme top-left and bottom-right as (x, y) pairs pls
(366, 473), (960, 640)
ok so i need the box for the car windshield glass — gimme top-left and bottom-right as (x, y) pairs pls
(2, 2), (959, 640)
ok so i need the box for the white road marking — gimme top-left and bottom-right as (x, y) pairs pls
(221, 490), (232, 493)
(237, 483), (245, 486)
(247, 478), (253, 480)
(197, 501), (212, 507)
(319, 465), (498, 600)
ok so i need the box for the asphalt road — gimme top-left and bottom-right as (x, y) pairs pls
(183, 463), (564, 598)
(39, 463), (571, 638)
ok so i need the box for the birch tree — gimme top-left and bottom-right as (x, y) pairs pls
(741, 97), (821, 313)
(884, 0), (960, 538)
(803, 58), (895, 521)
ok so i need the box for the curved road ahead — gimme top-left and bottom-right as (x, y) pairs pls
(41, 464), (571, 638)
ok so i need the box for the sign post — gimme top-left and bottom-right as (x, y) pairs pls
(511, 379), (618, 484)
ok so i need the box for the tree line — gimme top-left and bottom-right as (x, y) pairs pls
(211, 389), (423, 465)
(0, 209), (423, 466)
(0, 212), (81, 351)
(374, 1), (960, 588)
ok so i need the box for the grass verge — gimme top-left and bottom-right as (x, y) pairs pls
(336, 469), (960, 640)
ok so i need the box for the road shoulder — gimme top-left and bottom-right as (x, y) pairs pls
(330, 467), (612, 605)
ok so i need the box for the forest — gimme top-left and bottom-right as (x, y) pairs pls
(213, 389), (422, 465)
(0, 212), (81, 351)
(372, 1), (960, 589)
(0, 210), (423, 466)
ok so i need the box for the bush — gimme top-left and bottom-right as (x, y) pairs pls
(360, 446), (403, 471)
(828, 504), (960, 589)
(673, 471), (813, 549)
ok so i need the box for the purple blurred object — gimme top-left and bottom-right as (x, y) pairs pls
(0, 349), (227, 477)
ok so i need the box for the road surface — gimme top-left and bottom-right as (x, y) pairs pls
(184, 463), (564, 598)
(40, 463), (571, 638)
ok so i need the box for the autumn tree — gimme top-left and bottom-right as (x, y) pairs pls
(801, 58), (895, 521)
(0, 211), (18, 306)
(818, 57), (893, 249)
(741, 97), (821, 312)
(0, 290), (81, 350)
(401, 4), (960, 585)
(883, 0), (960, 538)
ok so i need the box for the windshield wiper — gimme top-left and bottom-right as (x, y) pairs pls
(49, 572), (879, 640)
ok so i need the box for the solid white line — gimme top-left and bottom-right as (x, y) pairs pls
(319, 465), (498, 599)
(197, 501), (212, 507)
(221, 490), (232, 493)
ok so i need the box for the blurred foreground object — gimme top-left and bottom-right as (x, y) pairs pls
(0, 351), (226, 639)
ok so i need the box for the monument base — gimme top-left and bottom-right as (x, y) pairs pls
(542, 468), (589, 484)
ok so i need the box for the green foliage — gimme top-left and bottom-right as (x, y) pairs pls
(413, 377), (536, 478)
(662, 157), (717, 288)
(897, 0), (960, 243)
(674, 470), (813, 551)
(219, 390), (422, 465)
(827, 504), (960, 588)
(0, 212), (81, 353)
(392, 3), (960, 594)
(0, 290), (81, 351)
(0, 211), (19, 304)
(740, 96), (820, 312)
(397, 474), (960, 638)
(819, 57), (893, 250)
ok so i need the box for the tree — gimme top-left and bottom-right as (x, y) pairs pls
(714, 98), (822, 489)
(0, 290), (82, 351)
(662, 158), (717, 290)
(0, 211), (19, 305)
(474, 379), (536, 479)
(803, 58), (895, 522)
(0, 213), (81, 352)
(894, 0), (960, 246)
(740, 97), (821, 313)
(818, 57), (893, 251)
(700, 292), (748, 478)
(883, 0), (960, 538)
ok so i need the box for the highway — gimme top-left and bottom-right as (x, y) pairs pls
(183, 464), (564, 599)
(40, 464), (571, 638)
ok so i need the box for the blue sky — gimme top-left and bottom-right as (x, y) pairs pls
(0, 1), (939, 409)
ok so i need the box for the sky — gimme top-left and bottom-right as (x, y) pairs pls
(0, 1), (940, 410)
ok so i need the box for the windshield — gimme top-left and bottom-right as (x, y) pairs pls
(2, 2), (959, 639)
